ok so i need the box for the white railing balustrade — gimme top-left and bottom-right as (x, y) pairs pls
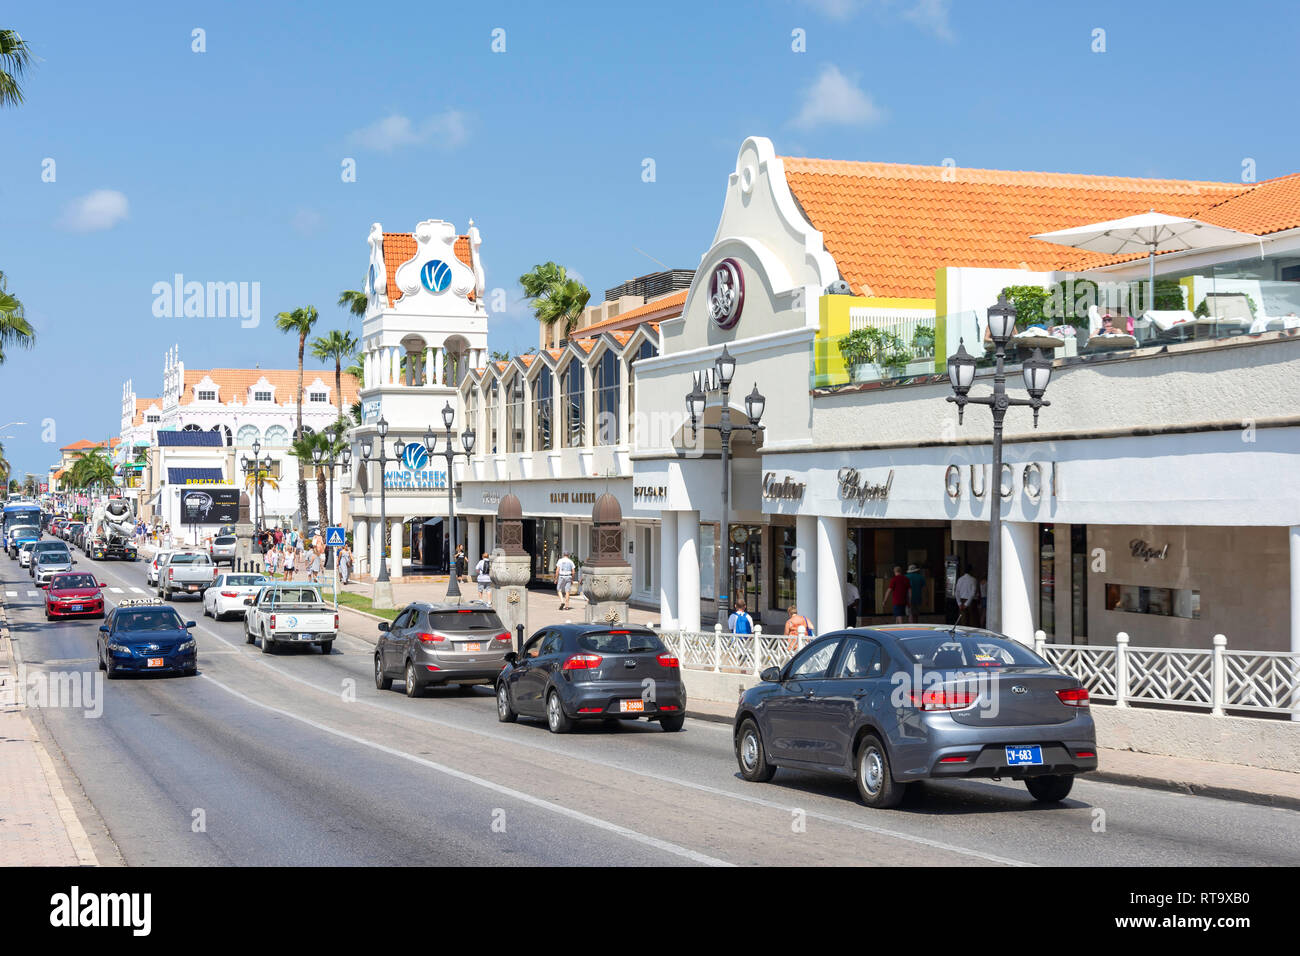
(1034, 630), (1300, 717)
(658, 624), (808, 677)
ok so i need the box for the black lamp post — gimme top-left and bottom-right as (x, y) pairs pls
(946, 293), (1053, 633)
(311, 423), (352, 528)
(685, 344), (766, 627)
(240, 439), (273, 568)
(429, 401), (476, 599)
(360, 416), (393, 585)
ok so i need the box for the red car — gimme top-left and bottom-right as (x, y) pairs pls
(44, 572), (105, 620)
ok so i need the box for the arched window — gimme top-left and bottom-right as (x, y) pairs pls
(236, 425), (261, 447)
(562, 360), (585, 447)
(533, 367), (554, 451)
(181, 423), (203, 432)
(264, 425), (290, 447)
(506, 375), (525, 453)
(628, 339), (658, 445)
(211, 424), (232, 446)
(594, 349), (620, 445)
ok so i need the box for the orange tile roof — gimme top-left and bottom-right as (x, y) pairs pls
(494, 361), (508, 373)
(132, 397), (161, 426)
(572, 339), (595, 353)
(60, 438), (111, 451)
(780, 156), (1248, 298)
(577, 289), (687, 338)
(1178, 172), (1300, 236)
(610, 330), (634, 345)
(180, 369), (360, 407)
(382, 231), (475, 304)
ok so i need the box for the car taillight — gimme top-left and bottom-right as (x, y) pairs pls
(562, 654), (603, 671)
(269, 614), (276, 629)
(334, 614), (339, 630)
(417, 632), (445, 643)
(910, 688), (978, 711)
(168, 568), (174, 579)
(1057, 687), (1090, 707)
(1075, 750), (1096, 758)
(220, 591), (239, 598)
(939, 755), (970, 763)
(494, 632), (511, 643)
(659, 704), (680, 712)
(657, 653), (679, 669)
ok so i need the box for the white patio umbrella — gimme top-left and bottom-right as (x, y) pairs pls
(1032, 211), (1259, 315)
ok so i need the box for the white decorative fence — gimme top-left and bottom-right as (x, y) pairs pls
(655, 625), (1300, 717)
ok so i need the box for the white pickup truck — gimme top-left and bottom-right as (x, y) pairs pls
(157, 550), (218, 601)
(242, 583), (339, 655)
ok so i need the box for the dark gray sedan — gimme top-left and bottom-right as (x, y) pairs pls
(734, 626), (1097, 808)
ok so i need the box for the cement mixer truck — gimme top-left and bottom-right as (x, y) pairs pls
(86, 497), (138, 561)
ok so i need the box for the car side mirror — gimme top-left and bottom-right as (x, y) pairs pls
(760, 666), (782, 682)
(186, 621), (197, 629)
(503, 651), (519, 665)
(71, 558), (77, 564)
(98, 625), (108, 633)
(377, 621), (390, 632)
(243, 597), (255, 606)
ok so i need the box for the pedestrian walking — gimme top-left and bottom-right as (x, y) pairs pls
(307, 548), (322, 583)
(955, 565), (978, 625)
(283, 545), (297, 581)
(906, 564), (926, 623)
(475, 552), (491, 599)
(338, 545), (352, 585)
(783, 604), (812, 652)
(455, 545), (468, 583)
(886, 565), (910, 624)
(555, 551), (576, 610)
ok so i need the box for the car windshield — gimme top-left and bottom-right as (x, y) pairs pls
(897, 633), (1048, 669)
(169, 553), (211, 565)
(427, 610), (502, 631)
(227, 575), (266, 587)
(114, 608), (185, 632)
(52, 574), (96, 589)
(9, 525), (37, 538)
(36, 552), (71, 564)
(577, 630), (663, 654)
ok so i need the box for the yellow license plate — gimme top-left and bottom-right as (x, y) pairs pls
(147, 657), (164, 668)
(619, 699), (645, 713)
(465, 642), (482, 652)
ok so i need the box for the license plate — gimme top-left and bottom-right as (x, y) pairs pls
(464, 642), (482, 652)
(298, 633), (314, 641)
(147, 657), (164, 668)
(1006, 745), (1043, 766)
(619, 699), (645, 713)
(188, 585), (200, 591)
(70, 605), (83, 612)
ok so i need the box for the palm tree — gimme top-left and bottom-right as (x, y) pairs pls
(519, 262), (590, 342)
(23, 473), (35, 496)
(310, 329), (360, 430)
(275, 305), (320, 527)
(338, 289), (367, 319)
(243, 467), (279, 520)
(0, 271), (35, 364)
(290, 433), (333, 530)
(0, 441), (9, 486)
(0, 30), (35, 109)
(68, 449), (115, 494)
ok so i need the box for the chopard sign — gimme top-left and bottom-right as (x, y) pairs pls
(1129, 539), (1169, 562)
(762, 473), (805, 500)
(837, 467), (893, 502)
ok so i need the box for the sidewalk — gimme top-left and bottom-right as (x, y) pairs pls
(684, 697), (1300, 811)
(0, 604), (99, 866)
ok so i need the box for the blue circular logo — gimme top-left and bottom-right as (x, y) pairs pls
(420, 259), (452, 293)
(402, 443), (429, 471)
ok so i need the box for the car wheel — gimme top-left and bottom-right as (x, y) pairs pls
(854, 734), (904, 809)
(261, 632), (273, 654)
(1025, 774), (1074, 803)
(97, 651), (105, 672)
(374, 655), (393, 691)
(404, 660), (422, 698)
(184, 666), (198, 677)
(319, 641), (333, 656)
(245, 624), (255, 645)
(659, 714), (686, 733)
(496, 682), (517, 723)
(545, 690), (572, 734)
(106, 661), (119, 680)
(44, 609), (52, 621)
(736, 718), (776, 782)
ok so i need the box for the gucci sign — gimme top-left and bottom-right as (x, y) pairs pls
(945, 462), (1056, 501)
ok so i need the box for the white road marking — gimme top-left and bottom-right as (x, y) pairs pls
(26, 590), (37, 597)
(5, 590), (14, 597)
(129, 587), (144, 593)
(109, 587), (124, 593)
(200, 673), (733, 867)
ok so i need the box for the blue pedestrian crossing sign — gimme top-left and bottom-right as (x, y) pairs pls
(325, 526), (345, 548)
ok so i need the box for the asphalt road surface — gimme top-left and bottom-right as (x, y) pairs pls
(9, 544), (1300, 867)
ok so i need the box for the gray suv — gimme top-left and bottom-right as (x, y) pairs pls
(374, 603), (513, 698)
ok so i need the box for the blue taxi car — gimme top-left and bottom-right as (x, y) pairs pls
(97, 599), (198, 678)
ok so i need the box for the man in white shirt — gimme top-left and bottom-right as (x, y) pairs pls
(555, 552), (576, 610)
(955, 566), (978, 625)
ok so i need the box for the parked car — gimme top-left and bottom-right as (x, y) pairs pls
(32, 545), (76, 588)
(203, 572), (269, 620)
(157, 550), (218, 600)
(44, 572), (105, 620)
(242, 582), (338, 655)
(145, 549), (174, 587)
(97, 599), (198, 678)
(209, 534), (238, 567)
(495, 624), (686, 733)
(732, 626), (1098, 809)
(374, 603), (513, 698)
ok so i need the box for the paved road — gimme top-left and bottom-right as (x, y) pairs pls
(8, 543), (1300, 867)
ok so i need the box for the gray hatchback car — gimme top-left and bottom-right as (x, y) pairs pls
(734, 626), (1098, 808)
(374, 602), (513, 697)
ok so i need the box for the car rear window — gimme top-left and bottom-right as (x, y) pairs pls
(897, 634), (1048, 669)
(577, 630), (663, 654)
(215, 536), (237, 545)
(265, 588), (321, 603)
(169, 553), (212, 565)
(427, 610), (503, 631)
(227, 575), (266, 586)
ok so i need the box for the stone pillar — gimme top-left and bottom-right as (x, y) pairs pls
(816, 515), (847, 634)
(796, 514), (819, 632)
(676, 510), (700, 632)
(435, 347), (445, 385)
(371, 520), (385, 579)
(484, 517), (495, 552)
(390, 518), (404, 579)
(659, 511), (679, 628)
(490, 494), (530, 649)
(582, 493), (633, 624)
(234, 492), (255, 570)
(354, 517), (369, 575)
(467, 519), (481, 572)
(1001, 520), (1036, 645)
(425, 347), (434, 386)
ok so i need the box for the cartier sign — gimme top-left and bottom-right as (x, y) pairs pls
(762, 473), (805, 500)
(837, 467), (893, 502)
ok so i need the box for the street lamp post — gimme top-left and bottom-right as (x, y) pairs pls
(685, 345), (766, 628)
(426, 402), (475, 600)
(240, 439), (273, 570)
(360, 417), (392, 593)
(945, 293), (1053, 634)
(311, 424), (352, 528)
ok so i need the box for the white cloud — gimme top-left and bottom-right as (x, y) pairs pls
(347, 111), (469, 152)
(800, 0), (954, 40)
(801, 0), (861, 18)
(791, 65), (886, 130)
(902, 0), (954, 41)
(58, 189), (129, 233)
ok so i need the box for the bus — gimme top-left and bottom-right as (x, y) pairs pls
(3, 500), (42, 537)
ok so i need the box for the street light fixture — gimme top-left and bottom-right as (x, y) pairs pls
(240, 437), (269, 559)
(360, 416), (395, 589)
(685, 352), (766, 627)
(945, 293), (1052, 634)
(435, 401), (474, 600)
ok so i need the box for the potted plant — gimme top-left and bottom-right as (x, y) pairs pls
(837, 327), (910, 382)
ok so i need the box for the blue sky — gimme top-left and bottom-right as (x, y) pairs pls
(1, 0), (1296, 478)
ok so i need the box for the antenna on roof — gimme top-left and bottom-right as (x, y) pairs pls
(633, 247), (668, 270)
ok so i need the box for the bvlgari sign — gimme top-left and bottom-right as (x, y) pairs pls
(837, 467), (893, 502)
(707, 258), (745, 330)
